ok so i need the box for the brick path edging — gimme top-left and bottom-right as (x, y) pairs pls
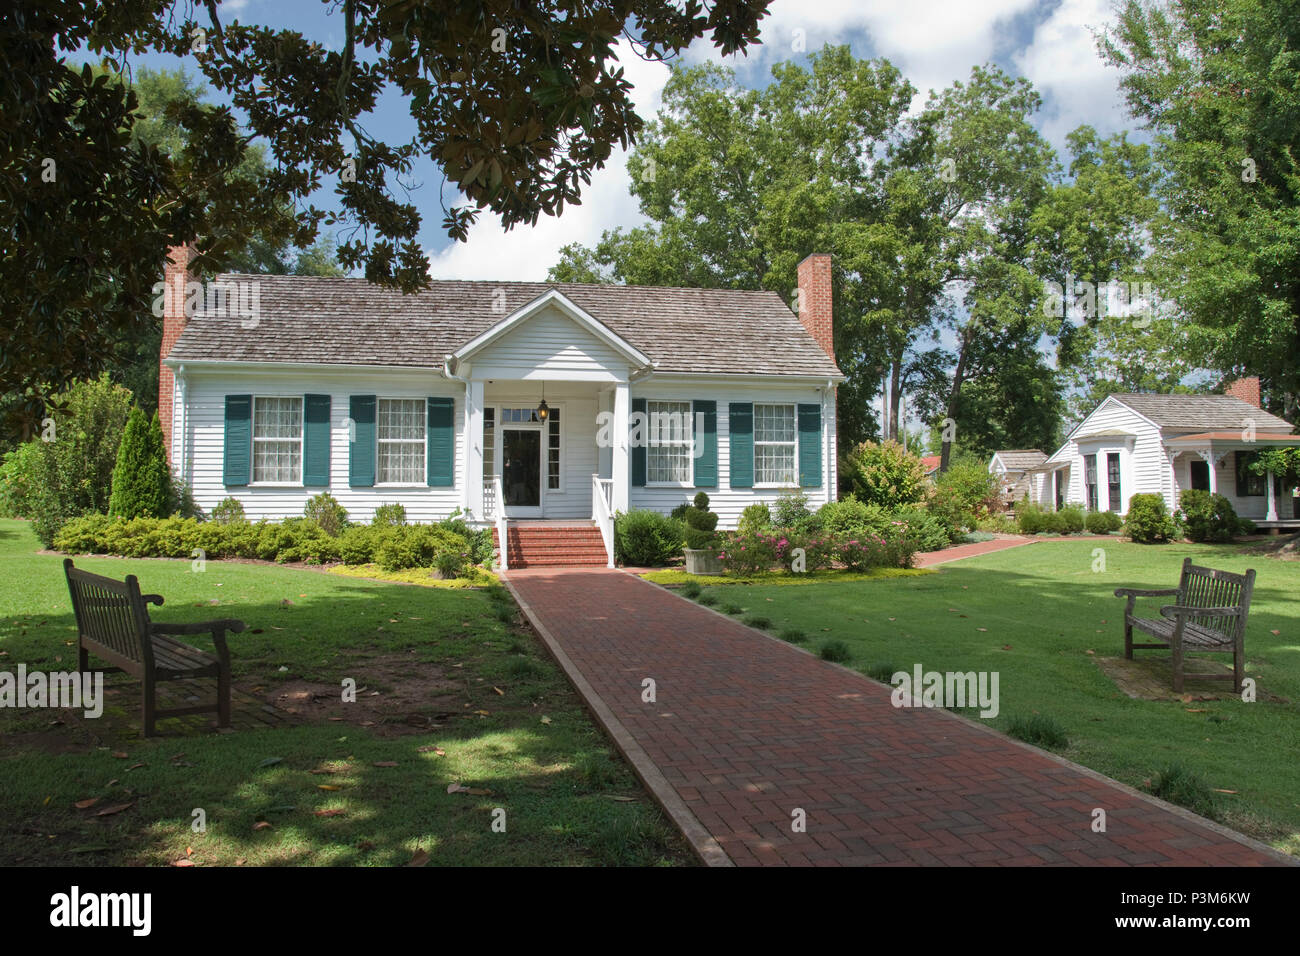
(501, 573), (733, 867)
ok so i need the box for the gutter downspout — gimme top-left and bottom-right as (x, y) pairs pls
(824, 379), (834, 500)
(176, 365), (188, 485)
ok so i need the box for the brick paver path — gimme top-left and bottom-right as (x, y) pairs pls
(505, 568), (1289, 867)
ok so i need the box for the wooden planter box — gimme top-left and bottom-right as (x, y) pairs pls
(684, 548), (723, 576)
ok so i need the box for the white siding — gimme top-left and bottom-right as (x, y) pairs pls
(181, 366), (462, 522)
(1042, 398), (1164, 514)
(629, 379), (837, 529)
(469, 305), (627, 382)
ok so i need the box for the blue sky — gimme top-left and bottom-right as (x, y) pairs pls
(117, 0), (1138, 281)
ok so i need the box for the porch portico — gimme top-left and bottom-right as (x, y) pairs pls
(1165, 431), (1300, 530)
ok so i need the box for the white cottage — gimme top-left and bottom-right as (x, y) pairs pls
(157, 248), (844, 566)
(1023, 380), (1300, 530)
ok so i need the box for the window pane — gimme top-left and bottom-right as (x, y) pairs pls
(252, 397), (302, 482)
(646, 401), (691, 483)
(378, 398), (423, 440)
(756, 444), (796, 485)
(754, 404), (795, 443)
(483, 407), (495, 481)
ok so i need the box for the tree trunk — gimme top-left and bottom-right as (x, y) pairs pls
(939, 332), (971, 473)
(888, 358), (902, 442)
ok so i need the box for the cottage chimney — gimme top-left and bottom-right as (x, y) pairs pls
(1224, 376), (1261, 408)
(797, 253), (834, 362)
(158, 244), (194, 460)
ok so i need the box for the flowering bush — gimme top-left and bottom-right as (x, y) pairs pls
(717, 531), (778, 575)
(837, 532), (917, 570)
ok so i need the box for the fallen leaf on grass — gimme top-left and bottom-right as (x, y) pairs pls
(493, 686), (504, 696)
(74, 798), (100, 809)
(173, 859), (196, 867)
(408, 849), (429, 867)
(602, 795), (636, 802)
(465, 788), (493, 796)
(313, 809), (345, 817)
(1271, 629), (1280, 635)
(474, 710), (491, 716)
(125, 763), (145, 772)
(1001, 644), (1012, 650)
(372, 761), (398, 768)
(95, 803), (134, 817)
(539, 717), (551, 725)
(317, 785), (340, 791)
(416, 745), (445, 755)
(1185, 708), (1208, 713)
(252, 821), (272, 831)
(447, 783), (468, 794)
(1212, 788), (1238, 794)
(111, 752), (128, 759)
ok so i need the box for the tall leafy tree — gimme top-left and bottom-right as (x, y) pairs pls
(1102, 0), (1300, 418)
(2, 0), (771, 397)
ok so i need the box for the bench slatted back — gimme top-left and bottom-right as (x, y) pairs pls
(1176, 556), (1255, 643)
(64, 559), (154, 670)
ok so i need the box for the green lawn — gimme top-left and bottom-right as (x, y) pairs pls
(675, 538), (1300, 855)
(0, 519), (690, 866)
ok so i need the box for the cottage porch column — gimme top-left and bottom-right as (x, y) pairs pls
(464, 379), (485, 519)
(1195, 448), (1220, 495)
(1266, 467), (1278, 521)
(611, 381), (630, 513)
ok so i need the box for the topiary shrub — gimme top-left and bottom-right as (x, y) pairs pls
(304, 492), (349, 536)
(1085, 510), (1122, 534)
(108, 408), (172, 520)
(372, 502), (407, 527)
(211, 496), (247, 525)
(737, 502), (772, 536)
(683, 494), (719, 550)
(614, 509), (683, 566)
(1175, 489), (1239, 543)
(1125, 493), (1176, 543)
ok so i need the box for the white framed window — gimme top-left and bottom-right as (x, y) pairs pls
(647, 400), (692, 484)
(252, 396), (302, 484)
(377, 398), (426, 484)
(754, 403), (797, 486)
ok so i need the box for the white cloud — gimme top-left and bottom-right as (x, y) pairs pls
(1014, 0), (1131, 149)
(426, 40), (668, 282)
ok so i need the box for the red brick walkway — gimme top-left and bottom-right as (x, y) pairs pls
(504, 568), (1289, 867)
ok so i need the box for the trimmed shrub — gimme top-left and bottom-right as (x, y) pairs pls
(891, 507), (950, 553)
(338, 524), (389, 565)
(1175, 489), (1238, 543)
(438, 514), (495, 564)
(375, 524), (469, 571)
(678, 581), (702, 599)
(372, 502), (407, 527)
(1057, 505), (1086, 535)
(737, 502), (772, 536)
(777, 627), (807, 643)
(108, 408), (171, 520)
(614, 509), (683, 566)
(304, 492), (349, 536)
(840, 440), (927, 509)
(974, 512), (1019, 534)
(722, 602), (745, 615)
(1084, 510), (1122, 534)
(772, 489), (820, 533)
(1125, 493), (1176, 543)
(837, 533), (916, 570)
(696, 591), (719, 607)
(742, 614), (772, 630)
(211, 496), (247, 525)
(434, 550), (470, 579)
(817, 496), (890, 538)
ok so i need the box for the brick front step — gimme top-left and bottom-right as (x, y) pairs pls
(494, 526), (609, 568)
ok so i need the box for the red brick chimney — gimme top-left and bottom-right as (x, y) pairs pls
(158, 244), (194, 460)
(1224, 376), (1261, 408)
(797, 253), (834, 362)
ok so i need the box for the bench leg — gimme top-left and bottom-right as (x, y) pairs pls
(1233, 647), (1244, 695)
(1123, 620), (1133, 660)
(217, 664), (231, 729)
(1171, 641), (1185, 694)
(79, 644), (89, 673)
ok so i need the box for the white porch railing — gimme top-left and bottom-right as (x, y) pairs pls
(592, 474), (615, 568)
(486, 476), (509, 571)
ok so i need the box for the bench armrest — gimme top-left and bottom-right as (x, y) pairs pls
(140, 594), (164, 606)
(1159, 604), (1242, 620)
(151, 619), (246, 666)
(1113, 587), (1179, 598)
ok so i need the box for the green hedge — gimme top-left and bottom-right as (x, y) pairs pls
(53, 513), (479, 569)
(1125, 493), (1176, 543)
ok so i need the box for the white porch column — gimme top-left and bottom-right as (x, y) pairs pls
(464, 379), (485, 519)
(612, 381), (630, 514)
(1266, 468), (1278, 521)
(1196, 448), (1218, 495)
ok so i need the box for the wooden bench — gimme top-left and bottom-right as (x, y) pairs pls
(1114, 557), (1254, 693)
(64, 559), (246, 736)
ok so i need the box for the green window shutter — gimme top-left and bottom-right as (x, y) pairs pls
(303, 394), (331, 486)
(222, 395), (252, 486)
(729, 402), (753, 488)
(631, 397), (647, 487)
(427, 396), (455, 487)
(693, 400), (717, 487)
(348, 395), (376, 488)
(798, 403), (822, 488)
